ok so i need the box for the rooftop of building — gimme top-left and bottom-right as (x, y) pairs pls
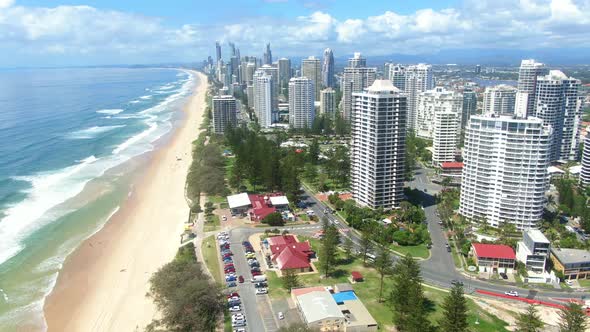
(551, 248), (590, 265)
(472, 243), (516, 260)
(525, 229), (550, 244)
(227, 192), (251, 209)
(364, 79), (400, 93)
(441, 162), (464, 169)
(340, 298), (379, 328)
(295, 289), (345, 323)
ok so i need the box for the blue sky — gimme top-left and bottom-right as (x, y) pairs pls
(0, 0), (589, 66)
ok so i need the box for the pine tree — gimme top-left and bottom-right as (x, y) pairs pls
(390, 254), (432, 332)
(342, 237), (354, 260)
(281, 269), (300, 291)
(516, 304), (544, 332)
(360, 227), (373, 264)
(319, 219), (340, 277)
(439, 283), (469, 332)
(558, 302), (588, 332)
(374, 244), (393, 302)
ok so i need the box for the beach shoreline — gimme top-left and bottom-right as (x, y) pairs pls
(43, 70), (208, 332)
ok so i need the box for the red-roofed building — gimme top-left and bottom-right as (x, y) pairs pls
(440, 161), (463, 177)
(275, 246), (312, 272)
(471, 243), (516, 273)
(265, 235), (314, 274)
(268, 235), (298, 246)
(351, 271), (364, 282)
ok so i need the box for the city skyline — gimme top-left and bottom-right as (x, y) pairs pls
(2, 0), (590, 67)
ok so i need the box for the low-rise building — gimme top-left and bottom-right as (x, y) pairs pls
(516, 229), (550, 273)
(292, 285), (378, 331)
(471, 243), (516, 273)
(550, 247), (590, 280)
(265, 235), (314, 273)
(439, 161), (463, 183)
(227, 193), (251, 216)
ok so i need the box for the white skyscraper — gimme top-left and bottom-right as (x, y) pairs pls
(351, 80), (406, 209)
(460, 115), (552, 230)
(416, 87), (463, 139)
(258, 64), (279, 112)
(515, 59), (548, 117)
(320, 88), (336, 115)
(253, 70), (273, 128)
(388, 64), (406, 90)
(341, 53), (376, 120)
(483, 85), (517, 115)
(533, 70), (582, 161)
(212, 95), (237, 134)
(301, 56), (321, 101)
(432, 110), (461, 166)
(288, 77), (315, 129)
(405, 64), (434, 130)
(581, 136), (590, 186)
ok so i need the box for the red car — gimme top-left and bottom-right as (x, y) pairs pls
(226, 292), (239, 298)
(251, 271), (262, 276)
(238, 275), (244, 283)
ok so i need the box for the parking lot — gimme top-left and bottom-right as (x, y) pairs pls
(216, 230), (280, 332)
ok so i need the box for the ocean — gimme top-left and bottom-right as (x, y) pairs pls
(0, 67), (195, 331)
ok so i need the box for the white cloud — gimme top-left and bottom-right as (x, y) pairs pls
(1, 0), (590, 65)
(0, 0), (14, 9)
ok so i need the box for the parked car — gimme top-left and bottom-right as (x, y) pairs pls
(278, 312), (284, 320)
(250, 267), (261, 272)
(504, 291), (519, 297)
(226, 292), (239, 298)
(232, 321), (246, 328)
(252, 275), (267, 282)
(226, 281), (237, 287)
(255, 288), (268, 295)
(238, 275), (244, 283)
(225, 276), (236, 282)
(242, 241), (251, 246)
(254, 282), (267, 288)
(251, 271), (262, 276)
(227, 296), (240, 303)
(228, 299), (241, 306)
(233, 328), (246, 332)
(446, 246), (452, 252)
(222, 215), (227, 221)
(229, 305), (241, 312)
(500, 272), (508, 280)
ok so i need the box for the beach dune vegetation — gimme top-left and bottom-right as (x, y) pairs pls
(146, 242), (224, 332)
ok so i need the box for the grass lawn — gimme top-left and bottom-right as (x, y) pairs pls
(202, 235), (222, 285)
(390, 244), (430, 259)
(268, 235), (508, 331)
(577, 278), (590, 288)
(204, 214), (220, 232)
(208, 195), (226, 204)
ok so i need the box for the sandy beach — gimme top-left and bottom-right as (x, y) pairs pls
(43, 70), (207, 332)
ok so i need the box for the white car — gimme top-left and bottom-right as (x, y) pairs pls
(504, 291), (519, 297)
(233, 329), (246, 332)
(255, 288), (268, 295)
(227, 296), (240, 302)
(232, 321), (246, 327)
(565, 280), (574, 286)
(232, 314), (245, 322)
(278, 312), (284, 320)
(229, 305), (241, 312)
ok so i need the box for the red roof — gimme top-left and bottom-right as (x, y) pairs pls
(275, 246), (311, 270)
(441, 162), (464, 169)
(351, 271), (363, 280)
(268, 235), (298, 246)
(472, 243), (515, 260)
(270, 242), (312, 256)
(251, 207), (276, 221)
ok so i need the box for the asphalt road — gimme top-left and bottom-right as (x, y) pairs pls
(298, 166), (590, 302)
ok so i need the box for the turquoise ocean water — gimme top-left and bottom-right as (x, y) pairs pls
(0, 67), (195, 331)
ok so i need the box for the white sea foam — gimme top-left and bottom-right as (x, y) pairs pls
(67, 125), (125, 139)
(0, 156), (99, 265)
(0, 69), (195, 270)
(114, 114), (144, 120)
(140, 95), (152, 100)
(96, 109), (124, 115)
(129, 100), (140, 104)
